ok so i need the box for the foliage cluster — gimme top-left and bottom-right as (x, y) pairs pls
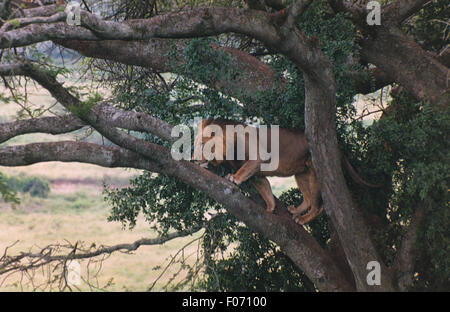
(5, 173), (51, 198)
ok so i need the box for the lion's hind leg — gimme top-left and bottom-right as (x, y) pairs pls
(294, 205), (323, 225)
(288, 171), (311, 216)
(290, 168), (323, 225)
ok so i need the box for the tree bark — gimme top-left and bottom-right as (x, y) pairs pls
(360, 26), (449, 108)
(56, 39), (282, 103)
(329, 0), (449, 108)
(303, 74), (393, 291)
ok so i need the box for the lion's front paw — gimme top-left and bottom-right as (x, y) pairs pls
(226, 174), (241, 185)
(266, 204), (275, 214)
(293, 214), (307, 225)
(287, 205), (297, 214)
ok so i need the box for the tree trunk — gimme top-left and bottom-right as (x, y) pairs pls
(303, 73), (394, 291)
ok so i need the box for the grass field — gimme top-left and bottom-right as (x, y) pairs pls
(0, 165), (294, 291)
(0, 180), (207, 291)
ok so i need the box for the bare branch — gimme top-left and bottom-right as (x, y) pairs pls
(0, 7), (278, 49)
(16, 4), (60, 18)
(0, 226), (203, 291)
(0, 11), (65, 33)
(383, 0), (431, 25)
(0, 62), (174, 143)
(0, 105), (176, 145)
(0, 115), (84, 144)
(0, 22), (98, 48)
(0, 228), (202, 276)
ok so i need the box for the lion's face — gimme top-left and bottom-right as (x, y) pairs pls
(193, 120), (225, 168)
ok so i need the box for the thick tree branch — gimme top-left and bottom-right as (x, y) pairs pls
(0, 115), (84, 144)
(13, 3), (60, 18)
(0, 7), (279, 49)
(329, 0), (449, 107)
(0, 107), (175, 145)
(0, 6), (328, 82)
(329, 0), (430, 27)
(3, 5), (285, 105)
(286, 0), (313, 29)
(0, 22), (98, 47)
(393, 206), (425, 291)
(360, 26), (449, 108)
(56, 39), (283, 102)
(0, 141), (163, 171)
(2, 4), (384, 99)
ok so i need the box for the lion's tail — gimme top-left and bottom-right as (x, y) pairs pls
(341, 154), (382, 188)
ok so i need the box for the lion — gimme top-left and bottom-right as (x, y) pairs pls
(193, 118), (380, 225)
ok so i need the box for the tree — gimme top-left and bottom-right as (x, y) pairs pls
(0, 0), (448, 291)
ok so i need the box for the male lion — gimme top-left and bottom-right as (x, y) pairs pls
(193, 118), (379, 225)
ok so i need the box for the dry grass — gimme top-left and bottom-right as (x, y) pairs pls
(1, 162), (140, 183)
(0, 184), (203, 291)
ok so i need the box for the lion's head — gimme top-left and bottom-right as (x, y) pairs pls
(192, 118), (226, 168)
